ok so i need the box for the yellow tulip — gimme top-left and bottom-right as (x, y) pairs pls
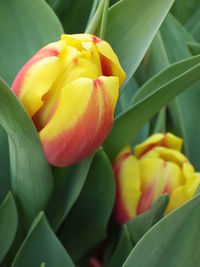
(12, 34), (126, 166)
(113, 133), (200, 225)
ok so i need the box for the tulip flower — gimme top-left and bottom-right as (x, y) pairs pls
(12, 34), (125, 166)
(113, 133), (200, 225)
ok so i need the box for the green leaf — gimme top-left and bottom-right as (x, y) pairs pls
(59, 0), (93, 34)
(0, 78), (53, 227)
(185, 6), (200, 42)
(0, 192), (18, 264)
(0, 127), (10, 204)
(0, 0), (63, 85)
(107, 195), (169, 267)
(61, 148), (115, 261)
(123, 193), (200, 267)
(188, 42), (200, 55)
(86, 0), (109, 37)
(105, 0), (175, 88)
(12, 212), (74, 267)
(116, 78), (139, 115)
(107, 227), (132, 267)
(86, 0), (100, 29)
(160, 14), (200, 169)
(47, 155), (94, 231)
(171, 0), (200, 24)
(126, 194), (169, 244)
(103, 54), (200, 160)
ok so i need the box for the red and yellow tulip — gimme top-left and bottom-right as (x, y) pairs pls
(113, 133), (200, 225)
(12, 34), (125, 166)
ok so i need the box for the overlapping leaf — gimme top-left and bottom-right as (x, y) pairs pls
(105, 0), (175, 88)
(11, 213), (74, 267)
(0, 0), (63, 85)
(123, 193), (200, 267)
(0, 78), (53, 227)
(104, 54), (200, 160)
(47, 156), (94, 231)
(60, 149), (115, 261)
(0, 192), (18, 264)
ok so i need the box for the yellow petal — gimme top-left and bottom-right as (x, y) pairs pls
(96, 40), (126, 86)
(134, 133), (183, 158)
(144, 146), (188, 168)
(13, 40), (65, 117)
(21, 57), (62, 116)
(166, 172), (200, 214)
(39, 78), (94, 140)
(62, 33), (126, 86)
(118, 155), (141, 219)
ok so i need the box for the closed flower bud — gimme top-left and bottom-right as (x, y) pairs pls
(113, 133), (200, 225)
(12, 34), (125, 166)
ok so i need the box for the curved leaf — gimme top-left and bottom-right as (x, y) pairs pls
(160, 14), (200, 169)
(0, 192), (18, 264)
(0, 0), (63, 85)
(47, 155), (94, 231)
(105, 0), (175, 88)
(104, 55), (200, 160)
(61, 148), (115, 261)
(0, 127), (10, 204)
(123, 193), (200, 267)
(12, 212), (74, 267)
(188, 42), (200, 55)
(107, 195), (169, 267)
(0, 78), (53, 227)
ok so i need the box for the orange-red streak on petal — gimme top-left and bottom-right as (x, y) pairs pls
(100, 54), (113, 77)
(138, 133), (167, 158)
(137, 183), (155, 214)
(42, 78), (114, 166)
(92, 35), (101, 44)
(12, 48), (59, 96)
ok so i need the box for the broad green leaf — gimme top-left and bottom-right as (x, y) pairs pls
(40, 264), (45, 267)
(86, 0), (109, 38)
(171, 0), (200, 24)
(107, 195), (169, 267)
(61, 149), (115, 261)
(185, 6), (200, 42)
(0, 192), (18, 264)
(0, 0), (63, 85)
(59, 0), (93, 34)
(138, 32), (185, 138)
(107, 227), (132, 267)
(0, 78), (53, 227)
(160, 14), (200, 169)
(123, 193), (200, 267)
(105, 0), (175, 88)
(103, 55), (200, 160)
(142, 32), (169, 80)
(12, 212), (74, 267)
(126, 194), (169, 244)
(116, 78), (139, 115)
(188, 42), (200, 55)
(86, 0), (99, 29)
(160, 14), (193, 62)
(47, 155), (94, 231)
(0, 127), (10, 204)
(46, 0), (69, 15)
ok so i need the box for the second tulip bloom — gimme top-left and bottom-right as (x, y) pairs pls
(113, 133), (200, 225)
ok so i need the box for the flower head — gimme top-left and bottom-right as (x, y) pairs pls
(12, 34), (125, 166)
(113, 133), (200, 225)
